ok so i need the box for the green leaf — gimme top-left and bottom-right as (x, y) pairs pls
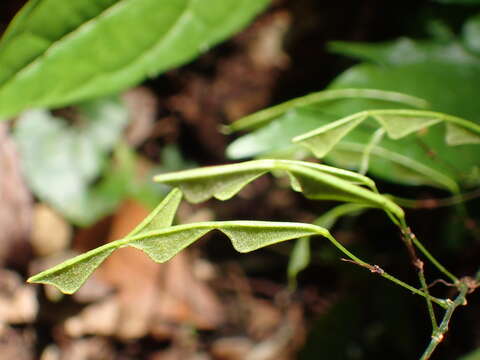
(329, 38), (480, 66)
(329, 61), (480, 189)
(446, 123), (480, 145)
(28, 201), (327, 293)
(225, 88), (428, 132)
(27, 188), (183, 293)
(27, 246), (117, 295)
(13, 97), (129, 225)
(227, 34), (480, 189)
(372, 115), (441, 139)
(154, 159), (403, 220)
(0, 0), (269, 119)
(292, 113), (367, 158)
(326, 140), (461, 191)
(293, 109), (480, 158)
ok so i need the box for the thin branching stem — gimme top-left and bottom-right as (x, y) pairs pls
(323, 233), (448, 309)
(399, 221), (459, 283)
(419, 283), (469, 360)
(418, 263), (439, 331)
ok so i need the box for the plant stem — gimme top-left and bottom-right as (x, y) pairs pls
(324, 233), (448, 309)
(399, 222), (458, 283)
(418, 263), (438, 331)
(419, 283), (469, 360)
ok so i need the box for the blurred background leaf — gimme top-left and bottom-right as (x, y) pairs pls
(13, 97), (130, 225)
(0, 0), (270, 119)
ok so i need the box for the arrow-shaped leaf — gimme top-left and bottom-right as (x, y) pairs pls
(292, 113), (367, 158)
(373, 115), (441, 139)
(293, 110), (480, 165)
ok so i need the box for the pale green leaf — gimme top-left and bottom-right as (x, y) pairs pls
(28, 216), (327, 294)
(0, 0), (269, 118)
(28, 246), (116, 294)
(154, 166), (267, 203)
(373, 115), (441, 139)
(292, 113), (367, 158)
(327, 141), (460, 192)
(220, 222), (322, 252)
(154, 159), (404, 220)
(130, 227), (211, 262)
(27, 188), (184, 293)
(446, 123), (480, 145)
(13, 97), (129, 225)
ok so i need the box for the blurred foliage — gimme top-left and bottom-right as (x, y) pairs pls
(0, 0), (270, 119)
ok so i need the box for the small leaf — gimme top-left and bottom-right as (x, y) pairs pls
(292, 113), (367, 158)
(28, 246), (116, 294)
(0, 0), (269, 118)
(373, 115), (441, 139)
(220, 221), (322, 252)
(445, 123), (480, 145)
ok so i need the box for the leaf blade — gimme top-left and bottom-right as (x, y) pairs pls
(0, 0), (269, 118)
(28, 220), (328, 294)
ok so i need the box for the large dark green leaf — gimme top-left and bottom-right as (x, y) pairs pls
(0, 0), (269, 119)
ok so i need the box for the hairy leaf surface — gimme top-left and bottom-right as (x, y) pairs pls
(29, 191), (327, 294)
(154, 159), (403, 219)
